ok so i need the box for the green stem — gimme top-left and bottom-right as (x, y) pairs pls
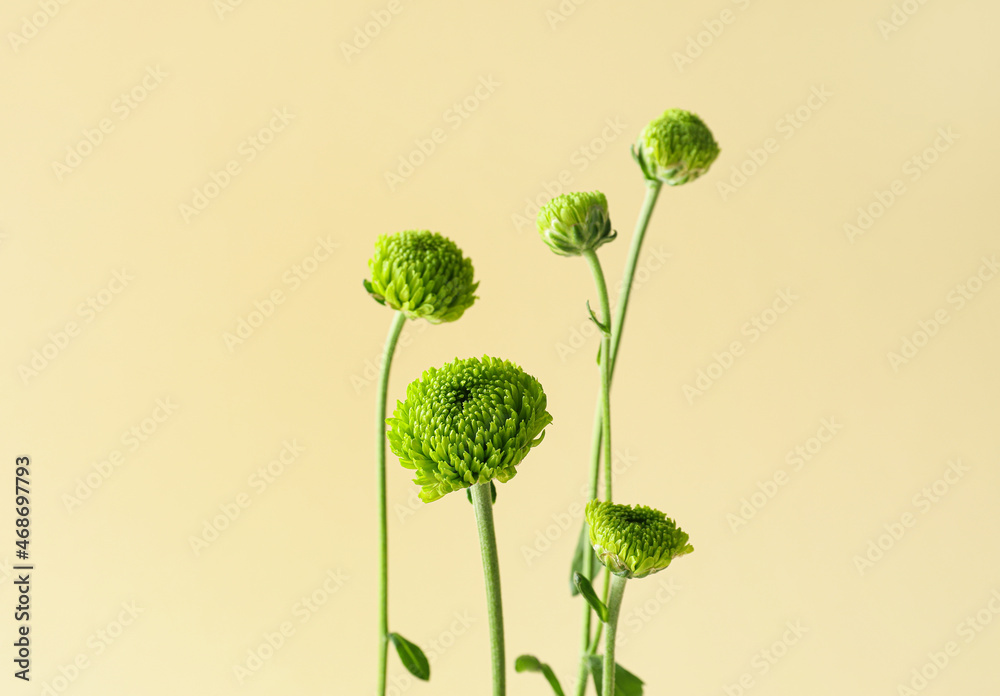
(602, 575), (629, 696)
(610, 180), (662, 375)
(582, 249), (614, 503)
(376, 311), (407, 696)
(575, 182), (664, 696)
(573, 249), (613, 696)
(470, 481), (506, 696)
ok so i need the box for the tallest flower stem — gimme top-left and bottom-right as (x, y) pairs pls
(376, 310), (407, 696)
(577, 248), (614, 695)
(582, 249), (614, 504)
(575, 181), (662, 696)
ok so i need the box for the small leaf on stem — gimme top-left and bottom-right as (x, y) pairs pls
(573, 572), (608, 623)
(515, 654), (566, 696)
(389, 633), (430, 681)
(587, 656), (644, 696)
(570, 524), (601, 595)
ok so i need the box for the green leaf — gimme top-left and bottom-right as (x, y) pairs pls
(570, 524), (601, 596)
(515, 654), (566, 696)
(588, 656), (644, 696)
(586, 300), (610, 335)
(573, 572), (608, 622)
(466, 481), (497, 505)
(389, 632), (430, 681)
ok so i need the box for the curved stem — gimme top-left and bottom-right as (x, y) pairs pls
(574, 182), (663, 695)
(602, 575), (628, 696)
(610, 181), (662, 375)
(470, 481), (506, 696)
(376, 311), (407, 696)
(573, 250), (613, 696)
(582, 249), (613, 503)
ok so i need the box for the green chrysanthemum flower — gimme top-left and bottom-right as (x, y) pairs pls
(586, 500), (693, 579)
(364, 230), (478, 323)
(387, 356), (553, 503)
(633, 109), (720, 186)
(536, 191), (616, 257)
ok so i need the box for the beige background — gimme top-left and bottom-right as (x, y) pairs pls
(2, 0), (999, 694)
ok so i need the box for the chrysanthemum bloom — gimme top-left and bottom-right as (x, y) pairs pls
(364, 230), (478, 323)
(586, 500), (693, 579)
(536, 191), (616, 257)
(633, 109), (720, 186)
(387, 356), (553, 502)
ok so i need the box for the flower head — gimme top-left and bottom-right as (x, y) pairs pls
(633, 109), (720, 186)
(537, 191), (616, 257)
(364, 230), (478, 323)
(586, 500), (693, 579)
(387, 356), (553, 503)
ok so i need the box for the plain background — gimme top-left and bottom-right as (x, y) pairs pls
(2, 0), (998, 694)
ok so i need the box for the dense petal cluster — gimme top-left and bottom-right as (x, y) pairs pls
(633, 109), (720, 186)
(586, 500), (693, 579)
(364, 230), (478, 323)
(387, 356), (553, 503)
(536, 191), (616, 257)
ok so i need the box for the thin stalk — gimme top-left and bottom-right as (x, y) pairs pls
(376, 311), (407, 696)
(573, 249), (613, 696)
(470, 481), (506, 696)
(610, 180), (663, 374)
(594, 182), (662, 608)
(582, 249), (614, 503)
(575, 181), (664, 696)
(602, 575), (629, 696)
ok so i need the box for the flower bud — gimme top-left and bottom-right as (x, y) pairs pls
(586, 500), (693, 579)
(387, 356), (553, 503)
(633, 109), (720, 186)
(364, 230), (478, 323)
(536, 191), (616, 257)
